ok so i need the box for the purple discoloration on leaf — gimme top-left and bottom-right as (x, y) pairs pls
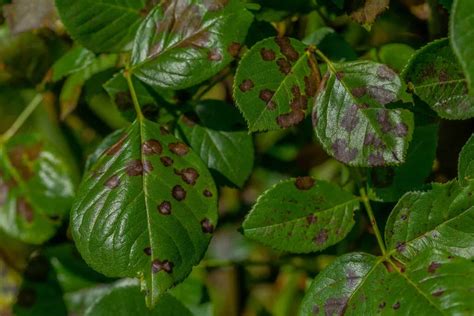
(239, 79), (254, 92)
(395, 242), (406, 253)
(172, 185), (186, 201)
(324, 297), (348, 316)
(351, 86), (367, 98)
(142, 139), (162, 155)
(160, 156), (173, 167)
(392, 301), (400, 310)
(364, 133), (385, 149)
(151, 259), (173, 274)
(260, 48), (276, 61)
(105, 175), (120, 189)
(201, 218), (214, 233)
(368, 86), (397, 105)
(341, 104), (360, 132)
(276, 57), (291, 75)
(313, 228), (329, 245)
(207, 49), (222, 61)
(377, 65), (396, 80)
(203, 189), (213, 197)
(306, 214), (317, 225)
(17, 197), (33, 223)
(368, 152), (385, 166)
(332, 139), (358, 163)
(377, 110), (393, 133)
(169, 142), (189, 156)
(346, 269), (359, 287)
(158, 201), (172, 215)
(259, 89), (274, 103)
(428, 261), (441, 274)
(174, 167), (199, 185)
(394, 123), (408, 137)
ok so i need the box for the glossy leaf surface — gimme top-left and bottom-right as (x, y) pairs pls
(402, 38), (474, 119)
(242, 177), (359, 253)
(55, 0), (150, 52)
(313, 60), (414, 167)
(385, 180), (474, 260)
(177, 100), (254, 187)
(71, 118), (218, 307)
(131, 0), (253, 90)
(51, 46), (95, 82)
(234, 37), (319, 131)
(299, 249), (474, 315)
(0, 135), (75, 244)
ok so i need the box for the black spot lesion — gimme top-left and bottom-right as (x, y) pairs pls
(294, 176), (315, 190)
(172, 185), (186, 201)
(174, 167), (199, 185)
(168, 142), (189, 156)
(151, 259), (173, 274)
(201, 218), (214, 233)
(239, 79), (254, 92)
(260, 47), (276, 61)
(158, 201), (172, 215)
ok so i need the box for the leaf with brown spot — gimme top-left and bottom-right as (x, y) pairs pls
(131, 0), (253, 90)
(71, 118), (217, 308)
(234, 37), (318, 131)
(313, 60), (414, 167)
(300, 248), (474, 316)
(242, 178), (359, 253)
(0, 134), (76, 244)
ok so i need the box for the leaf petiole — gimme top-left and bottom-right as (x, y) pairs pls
(124, 69), (144, 120)
(0, 93), (43, 144)
(359, 187), (387, 256)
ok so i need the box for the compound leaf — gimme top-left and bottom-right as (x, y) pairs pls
(313, 60), (414, 167)
(131, 0), (253, 90)
(242, 177), (359, 253)
(71, 118), (218, 307)
(385, 180), (474, 260)
(299, 248), (474, 315)
(234, 37), (319, 132)
(0, 134), (76, 244)
(402, 38), (474, 119)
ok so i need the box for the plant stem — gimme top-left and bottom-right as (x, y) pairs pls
(0, 93), (43, 144)
(314, 48), (337, 73)
(124, 70), (144, 120)
(359, 187), (387, 256)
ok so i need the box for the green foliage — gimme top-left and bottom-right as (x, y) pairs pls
(1, 0), (474, 314)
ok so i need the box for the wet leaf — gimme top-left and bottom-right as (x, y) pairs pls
(177, 100), (254, 187)
(234, 37), (319, 131)
(71, 118), (218, 307)
(3, 0), (57, 34)
(299, 248), (474, 316)
(242, 177), (359, 253)
(402, 38), (474, 119)
(85, 281), (192, 316)
(0, 134), (76, 244)
(385, 180), (474, 260)
(348, 0), (389, 26)
(51, 46), (95, 82)
(55, 0), (152, 53)
(313, 60), (414, 167)
(458, 134), (474, 185)
(131, 0), (253, 90)
(451, 0), (474, 96)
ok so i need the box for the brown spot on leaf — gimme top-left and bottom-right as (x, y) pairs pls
(428, 261), (441, 274)
(151, 259), (173, 274)
(203, 0), (228, 11)
(395, 242), (406, 253)
(377, 65), (396, 80)
(336, 71), (344, 80)
(377, 110), (393, 133)
(160, 156), (173, 167)
(144, 247), (152, 256)
(105, 175), (120, 189)
(379, 302), (386, 309)
(324, 297), (348, 316)
(160, 126), (170, 135)
(306, 214), (317, 225)
(439, 69), (449, 82)
(142, 139), (162, 155)
(368, 153), (385, 166)
(351, 86), (367, 98)
(304, 72), (318, 97)
(201, 218), (214, 233)
(275, 37), (299, 62)
(314, 229), (329, 245)
(312, 110), (318, 127)
(203, 189), (213, 197)
(276, 57), (291, 74)
(181, 112), (200, 127)
(260, 48), (276, 61)
(259, 89), (274, 102)
(239, 79), (254, 92)
(169, 142), (189, 156)
(295, 177), (315, 190)
(368, 86), (396, 105)
(17, 197), (33, 223)
(290, 86), (308, 110)
(158, 201), (172, 215)
(114, 91), (133, 111)
(106, 134), (127, 156)
(332, 139), (358, 163)
(174, 168), (199, 185)
(207, 49), (222, 61)
(172, 185), (186, 201)
(227, 42), (241, 57)
(341, 104), (360, 132)
(276, 111), (305, 128)
(392, 301), (400, 310)
(125, 160), (153, 176)
(394, 123), (408, 137)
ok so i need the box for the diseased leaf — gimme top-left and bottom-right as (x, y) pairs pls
(458, 134), (474, 185)
(131, 0), (253, 90)
(402, 38), (474, 119)
(55, 0), (152, 53)
(234, 37), (319, 131)
(368, 122), (438, 202)
(51, 47), (95, 82)
(299, 248), (474, 316)
(0, 134), (76, 244)
(451, 0), (474, 96)
(177, 100), (254, 187)
(385, 180), (474, 260)
(71, 118), (218, 307)
(85, 281), (192, 316)
(313, 60), (414, 167)
(242, 177), (359, 253)
(3, 0), (57, 34)
(348, 0), (389, 26)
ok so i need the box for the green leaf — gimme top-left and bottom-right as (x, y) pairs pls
(51, 46), (95, 82)
(85, 281), (192, 316)
(385, 180), (474, 260)
(378, 43), (415, 72)
(55, 0), (150, 53)
(402, 38), (474, 119)
(451, 0), (474, 96)
(368, 122), (438, 201)
(299, 248), (474, 316)
(303, 27), (358, 62)
(177, 100), (254, 187)
(242, 177), (359, 253)
(131, 0), (253, 90)
(234, 37), (319, 131)
(313, 60), (414, 167)
(458, 134), (474, 185)
(71, 118), (218, 307)
(0, 134), (76, 244)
